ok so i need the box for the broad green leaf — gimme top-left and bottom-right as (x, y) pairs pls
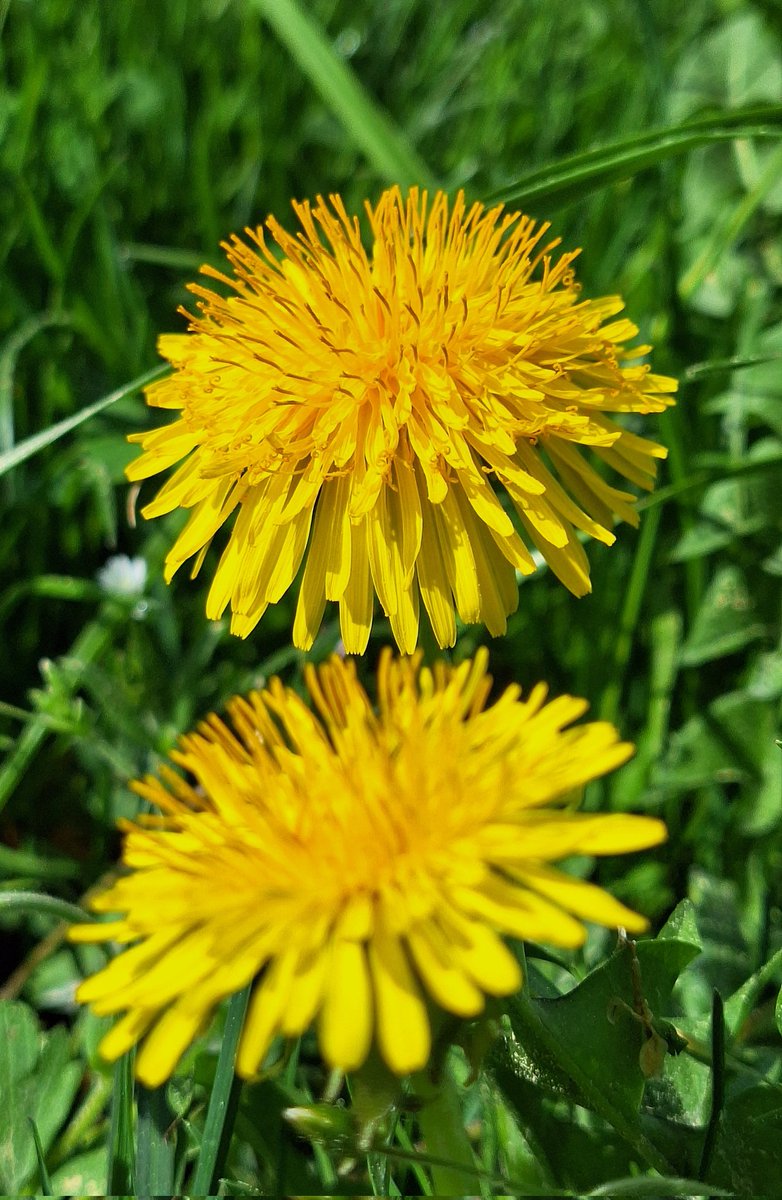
(492, 910), (701, 1176)
(489, 1073), (638, 1192)
(670, 474), (774, 563)
(680, 566), (765, 667)
(49, 1148), (107, 1197)
(656, 898), (702, 950)
(247, 0), (436, 189)
(0, 1002), (39, 1194)
(709, 1085), (782, 1196)
(29, 1029), (82, 1165)
(0, 1002), (81, 1194)
(488, 105), (782, 210)
(655, 693), (782, 835)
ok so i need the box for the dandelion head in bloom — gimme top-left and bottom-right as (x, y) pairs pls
(127, 187), (677, 653)
(71, 650), (666, 1087)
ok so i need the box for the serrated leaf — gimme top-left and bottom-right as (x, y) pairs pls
(656, 898), (702, 950)
(491, 915), (701, 1175)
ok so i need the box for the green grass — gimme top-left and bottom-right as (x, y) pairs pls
(1, 0), (782, 1194)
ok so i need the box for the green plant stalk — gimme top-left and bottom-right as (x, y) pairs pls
(599, 504), (663, 727)
(248, 0), (437, 189)
(0, 619), (112, 815)
(0, 890), (88, 923)
(698, 990), (726, 1181)
(191, 984), (251, 1195)
(413, 1062), (477, 1195)
(0, 844), (81, 881)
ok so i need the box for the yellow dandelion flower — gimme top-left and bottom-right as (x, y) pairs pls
(71, 650), (666, 1087)
(127, 187), (677, 653)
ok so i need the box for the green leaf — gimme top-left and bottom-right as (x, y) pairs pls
(670, 477), (772, 563)
(680, 566), (765, 667)
(656, 899), (702, 950)
(488, 105), (782, 210)
(656, 693), (782, 835)
(0, 364), (166, 478)
(0, 1003), (82, 1194)
(0, 1002), (39, 1193)
(491, 912), (701, 1176)
(709, 1086), (782, 1196)
(247, 0), (436, 189)
(190, 984), (250, 1195)
(28, 1118), (52, 1195)
(136, 1084), (175, 1198)
(49, 1148), (107, 1197)
(107, 1053), (135, 1195)
(723, 946), (782, 1039)
(588, 1176), (731, 1197)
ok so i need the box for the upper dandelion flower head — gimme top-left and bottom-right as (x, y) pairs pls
(71, 650), (666, 1086)
(128, 187), (676, 652)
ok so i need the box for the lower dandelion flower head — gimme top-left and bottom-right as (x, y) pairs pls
(128, 187), (677, 653)
(71, 651), (666, 1086)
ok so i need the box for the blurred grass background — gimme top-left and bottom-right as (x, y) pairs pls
(1, 0), (781, 1192)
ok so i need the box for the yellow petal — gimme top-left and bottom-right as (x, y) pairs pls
(318, 940), (373, 1071)
(406, 924), (485, 1017)
(369, 928), (430, 1075)
(519, 862), (650, 933)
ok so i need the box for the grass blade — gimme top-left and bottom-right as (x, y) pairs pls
(28, 1118), (52, 1195)
(248, 0), (436, 189)
(107, 1051), (135, 1196)
(0, 363), (166, 478)
(488, 104), (782, 209)
(191, 984), (251, 1195)
(136, 1084), (175, 1199)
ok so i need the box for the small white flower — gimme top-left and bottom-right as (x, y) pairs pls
(97, 554), (147, 597)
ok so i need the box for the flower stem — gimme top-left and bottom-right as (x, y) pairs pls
(414, 1061), (476, 1195)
